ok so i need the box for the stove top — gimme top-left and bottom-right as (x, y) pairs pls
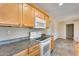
(36, 35), (50, 41)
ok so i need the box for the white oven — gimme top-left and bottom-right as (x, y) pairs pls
(40, 37), (51, 56)
(30, 32), (51, 56)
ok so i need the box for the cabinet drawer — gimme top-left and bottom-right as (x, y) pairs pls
(29, 49), (40, 56)
(15, 49), (28, 56)
(29, 44), (40, 53)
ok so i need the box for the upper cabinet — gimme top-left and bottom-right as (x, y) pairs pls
(34, 6), (49, 28)
(0, 4), (19, 26)
(35, 9), (39, 18)
(45, 15), (49, 28)
(35, 9), (44, 20)
(38, 11), (44, 20)
(22, 4), (34, 28)
(0, 3), (49, 28)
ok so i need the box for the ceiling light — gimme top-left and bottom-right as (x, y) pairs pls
(59, 3), (63, 6)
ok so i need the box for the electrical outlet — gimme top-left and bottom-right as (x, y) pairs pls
(8, 31), (11, 34)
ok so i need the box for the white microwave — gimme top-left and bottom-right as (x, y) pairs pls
(34, 17), (46, 28)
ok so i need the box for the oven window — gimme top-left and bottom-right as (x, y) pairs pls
(43, 43), (50, 55)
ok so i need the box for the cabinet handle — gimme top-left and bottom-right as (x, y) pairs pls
(23, 24), (26, 27)
(23, 24), (24, 26)
(18, 24), (20, 26)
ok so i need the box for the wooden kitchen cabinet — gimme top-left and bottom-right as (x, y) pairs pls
(35, 9), (39, 18)
(0, 4), (20, 26)
(29, 44), (40, 56)
(45, 15), (49, 28)
(51, 36), (54, 51)
(15, 44), (40, 56)
(29, 49), (40, 56)
(22, 4), (34, 28)
(35, 9), (44, 19)
(15, 49), (28, 56)
(75, 43), (79, 56)
(39, 11), (44, 19)
(0, 3), (49, 28)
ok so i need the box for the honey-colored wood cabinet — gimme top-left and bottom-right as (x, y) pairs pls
(0, 3), (49, 28)
(0, 4), (20, 26)
(35, 9), (44, 19)
(22, 4), (34, 28)
(39, 11), (44, 20)
(75, 43), (79, 56)
(15, 49), (28, 56)
(45, 15), (49, 28)
(29, 49), (40, 56)
(15, 44), (40, 56)
(35, 9), (39, 18)
(51, 36), (54, 51)
(29, 44), (40, 56)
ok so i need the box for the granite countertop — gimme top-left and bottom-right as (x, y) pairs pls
(0, 39), (39, 56)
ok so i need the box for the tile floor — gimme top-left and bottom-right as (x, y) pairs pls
(51, 39), (75, 56)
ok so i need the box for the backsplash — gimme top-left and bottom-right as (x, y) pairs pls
(0, 27), (30, 41)
(0, 27), (47, 41)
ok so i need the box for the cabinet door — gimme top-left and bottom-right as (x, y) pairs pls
(35, 9), (44, 19)
(29, 44), (40, 56)
(23, 4), (34, 27)
(75, 43), (79, 56)
(45, 15), (49, 28)
(15, 49), (28, 56)
(0, 4), (19, 26)
(29, 49), (40, 56)
(35, 9), (40, 18)
(39, 11), (44, 19)
(51, 36), (54, 50)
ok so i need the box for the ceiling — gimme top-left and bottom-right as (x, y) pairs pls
(34, 3), (79, 22)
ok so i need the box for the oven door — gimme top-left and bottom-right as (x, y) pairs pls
(40, 37), (51, 56)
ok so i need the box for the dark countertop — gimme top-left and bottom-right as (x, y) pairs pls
(0, 39), (39, 56)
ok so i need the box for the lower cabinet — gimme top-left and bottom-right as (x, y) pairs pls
(28, 44), (40, 56)
(15, 49), (28, 56)
(15, 44), (40, 56)
(51, 36), (54, 51)
(75, 43), (79, 56)
(29, 49), (40, 56)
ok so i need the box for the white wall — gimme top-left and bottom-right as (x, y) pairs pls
(58, 22), (66, 39)
(74, 21), (79, 41)
(53, 20), (58, 40)
(47, 17), (58, 40)
(58, 20), (79, 42)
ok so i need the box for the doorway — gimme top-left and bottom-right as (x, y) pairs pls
(66, 24), (74, 40)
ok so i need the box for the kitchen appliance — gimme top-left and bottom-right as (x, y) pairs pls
(30, 32), (51, 56)
(34, 17), (46, 28)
